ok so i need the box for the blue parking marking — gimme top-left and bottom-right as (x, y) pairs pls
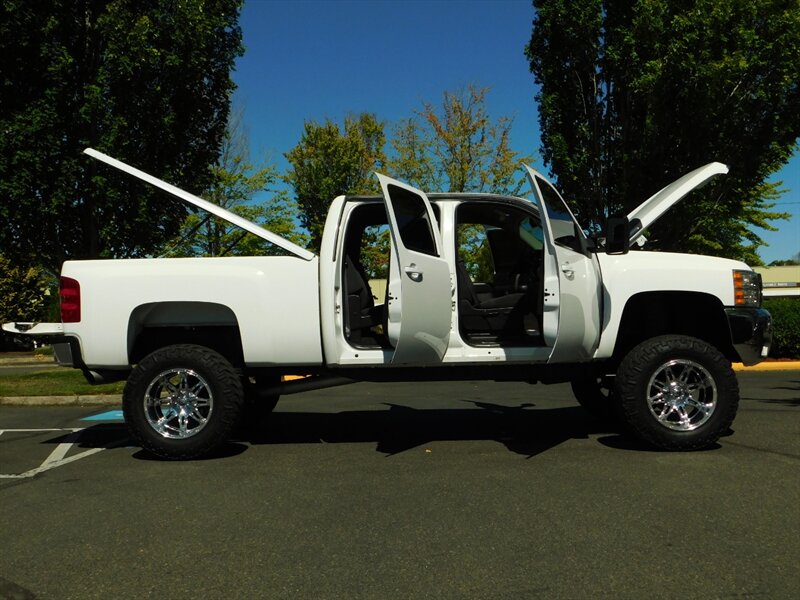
(81, 410), (124, 422)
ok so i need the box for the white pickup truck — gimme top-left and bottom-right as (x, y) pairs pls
(4, 149), (771, 459)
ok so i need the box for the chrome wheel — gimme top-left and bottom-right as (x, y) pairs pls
(143, 368), (214, 439)
(646, 359), (717, 431)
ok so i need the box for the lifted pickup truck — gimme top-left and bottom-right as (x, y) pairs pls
(4, 149), (771, 459)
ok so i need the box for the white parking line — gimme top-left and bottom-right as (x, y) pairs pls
(41, 430), (86, 468)
(0, 428), (78, 433)
(0, 428), (107, 479)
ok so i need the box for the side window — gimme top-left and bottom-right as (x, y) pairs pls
(387, 184), (438, 256)
(536, 177), (585, 254)
(519, 217), (544, 251)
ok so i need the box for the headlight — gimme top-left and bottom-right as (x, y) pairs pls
(733, 270), (762, 307)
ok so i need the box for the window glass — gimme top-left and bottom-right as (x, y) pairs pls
(519, 217), (543, 251)
(536, 177), (584, 253)
(387, 184), (437, 256)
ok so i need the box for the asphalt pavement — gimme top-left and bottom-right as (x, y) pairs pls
(1, 371), (798, 599)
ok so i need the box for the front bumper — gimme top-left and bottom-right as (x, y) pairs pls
(725, 307), (772, 366)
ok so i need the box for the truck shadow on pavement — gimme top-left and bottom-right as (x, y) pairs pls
(239, 401), (659, 458)
(48, 402), (696, 460)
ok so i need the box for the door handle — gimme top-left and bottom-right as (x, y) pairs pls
(404, 264), (423, 282)
(560, 263), (575, 280)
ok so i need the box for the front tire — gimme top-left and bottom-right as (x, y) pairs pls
(123, 344), (244, 460)
(615, 335), (739, 450)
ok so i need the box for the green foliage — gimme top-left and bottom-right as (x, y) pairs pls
(457, 225), (495, 282)
(360, 225), (391, 280)
(525, 0), (799, 262)
(163, 108), (307, 257)
(285, 87), (531, 255)
(769, 251), (800, 266)
(763, 297), (800, 358)
(390, 85), (531, 194)
(0, 256), (57, 323)
(0, 0), (244, 272)
(284, 113), (386, 251)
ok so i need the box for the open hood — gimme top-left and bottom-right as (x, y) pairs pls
(626, 162), (729, 243)
(84, 148), (315, 261)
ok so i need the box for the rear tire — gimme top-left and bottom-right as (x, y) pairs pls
(615, 335), (738, 450)
(123, 344), (244, 460)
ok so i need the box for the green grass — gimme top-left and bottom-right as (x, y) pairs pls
(0, 369), (125, 396)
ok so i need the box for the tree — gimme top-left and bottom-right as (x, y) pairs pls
(284, 113), (386, 251)
(0, 257), (56, 324)
(525, 0), (799, 263)
(162, 107), (306, 257)
(768, 251), (800, 266)
(389, 84), (531, 194)
(389, 85), (532, 281)
(0, 0), (243, 272)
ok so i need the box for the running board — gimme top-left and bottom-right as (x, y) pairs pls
(271, 376), (355, 396)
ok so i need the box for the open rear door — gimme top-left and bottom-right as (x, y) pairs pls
(376, 174), (452, 364)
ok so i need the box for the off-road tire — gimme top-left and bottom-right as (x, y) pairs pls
(123, 344), (244, 460)
(615, 334), (739, 450)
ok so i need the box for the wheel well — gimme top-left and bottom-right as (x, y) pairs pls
(128, 302), (244, 366)
(613, 292), (736, 364)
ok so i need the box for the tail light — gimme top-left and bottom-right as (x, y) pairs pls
(60, 276), (81, 323)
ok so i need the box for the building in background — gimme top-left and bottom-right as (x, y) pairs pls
(754, 265), (800, 298)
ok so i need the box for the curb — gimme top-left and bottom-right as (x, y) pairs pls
(0, 375), (311, 406)
(0, 394), (121, 406)
(0, 360), (59, 367)
(732, 362), (800, 371)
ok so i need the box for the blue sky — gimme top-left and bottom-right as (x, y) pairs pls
(232, 0), (799, 263)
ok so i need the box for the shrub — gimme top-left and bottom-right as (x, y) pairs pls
(763, 297), (800, 359)
(0, 256), (59, 351)
(0, 256), (56, 323)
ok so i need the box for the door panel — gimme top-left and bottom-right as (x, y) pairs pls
(377, 174), (452, 364)
(550, 245), (602, 361)
(525, 166), (602, 362)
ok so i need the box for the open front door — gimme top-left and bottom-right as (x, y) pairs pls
(524, 166), (602, 362)
(376, 174), (452, 364)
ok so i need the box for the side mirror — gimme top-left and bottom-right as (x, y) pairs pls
(605, 216), (630, 255)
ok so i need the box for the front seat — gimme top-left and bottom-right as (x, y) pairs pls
(456, 259), (529, 338)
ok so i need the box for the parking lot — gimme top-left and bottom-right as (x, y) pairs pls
(1, 372), (798, 599)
